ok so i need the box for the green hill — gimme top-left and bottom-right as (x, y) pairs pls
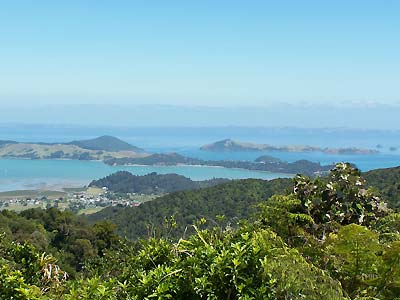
(364, 166), (400, 208)
(68, 135), (144, 152)
(89, 171), (229, 194)
(87, 164), (400, 240)
(87, 178), (292, 240)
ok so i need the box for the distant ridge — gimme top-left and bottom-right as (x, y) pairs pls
(0, 140), (18, 146)
(201, 139), (379, 154)
(68, 135), (145, 152)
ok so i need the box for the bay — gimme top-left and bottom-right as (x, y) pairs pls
(0, 158), (291, 192)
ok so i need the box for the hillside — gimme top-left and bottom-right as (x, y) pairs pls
(89, 171), (229, 194)
(68, 135), (145, 152)
(0, 143), (145, 160)
(87, 178), (292, 240)
(364, 166), (400, 208)
(0, 136), (146, 160)
(87, 164), (400, 241)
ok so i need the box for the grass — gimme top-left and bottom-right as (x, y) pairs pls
(63, 187), (87, 193)
(0, 190), (66, 200)
(86, 187), (104, 196)
(130, 194), (159, 203)
(3, 203), (45, 212)
(77, 207), (105, 215)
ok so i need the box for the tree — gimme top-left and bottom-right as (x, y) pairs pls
(328, 224), (380, 296)
(293, 163), (389, 239)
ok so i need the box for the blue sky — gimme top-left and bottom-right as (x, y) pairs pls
(0, 0), (399, 107)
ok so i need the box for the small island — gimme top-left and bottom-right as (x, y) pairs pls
(200, 139), (379, 155)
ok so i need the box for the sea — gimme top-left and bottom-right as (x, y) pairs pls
(1, 125), (400, 192)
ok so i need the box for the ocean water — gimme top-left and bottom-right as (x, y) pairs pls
(1, 125), (399, 151)
(0, 125), (399, 191)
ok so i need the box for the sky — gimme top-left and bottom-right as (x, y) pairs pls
(1, 0), (399, 108)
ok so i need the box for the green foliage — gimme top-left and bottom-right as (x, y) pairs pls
(293, 163), (389, 238)
(373, 213), (400, 242)
(258, 194), (314, 245)
(0, 208), (119, 276)
(76, 226), (346, 300)
(63, 277), (118, 300)
(327, 225), (380, 295)
(0, 264), (41, 300)
(376, 240), (400, 298)
(0, 233), (66, 299)
(364, 166), (400, 208)
(87, 178), (292, 240)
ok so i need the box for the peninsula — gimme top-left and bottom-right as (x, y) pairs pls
(104, 153), (334, 176)
(0, 135), (147, 160)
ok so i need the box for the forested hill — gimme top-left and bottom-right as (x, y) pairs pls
(87, 178), (292, 240)
(68, 135), (145, 152)
(87, 164), (400, 240)
(89, 171), (229, 194)
(364, 166), (400, 207)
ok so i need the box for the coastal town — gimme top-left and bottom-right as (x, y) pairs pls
(0, 187), (157, 214)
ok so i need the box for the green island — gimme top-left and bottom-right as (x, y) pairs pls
(1, 163), (400, 299)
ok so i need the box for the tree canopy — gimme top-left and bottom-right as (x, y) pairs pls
(1, 163), (400, 299)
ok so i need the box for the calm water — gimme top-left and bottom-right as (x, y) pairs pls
(1, 125), (400, 191)
(0, 159), (291, 192)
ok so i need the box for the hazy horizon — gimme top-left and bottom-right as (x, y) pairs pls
(0, 102), (399, 130)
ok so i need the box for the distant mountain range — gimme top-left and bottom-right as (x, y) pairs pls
(200, 139), (379, 154)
